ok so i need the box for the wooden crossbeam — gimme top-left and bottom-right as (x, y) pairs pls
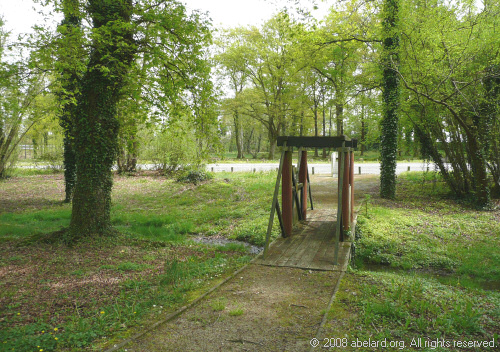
(277, 136), (357, 149)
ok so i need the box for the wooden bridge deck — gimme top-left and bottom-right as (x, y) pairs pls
(254, 209), (351, 271)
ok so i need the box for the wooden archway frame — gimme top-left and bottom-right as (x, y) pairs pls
(264, 136), (357, 264)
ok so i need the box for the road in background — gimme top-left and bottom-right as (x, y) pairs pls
(205, 162), (440, 175)
(19, 161), (441, 175)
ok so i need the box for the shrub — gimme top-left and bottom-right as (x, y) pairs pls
(176, 168), (213, 185)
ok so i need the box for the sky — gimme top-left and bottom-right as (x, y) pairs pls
(0, 0), (330, 38)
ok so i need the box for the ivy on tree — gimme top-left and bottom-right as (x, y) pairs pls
(56, 0), (82, 203)
(43, 0), (216, 241)
(380, 0), (400, 200)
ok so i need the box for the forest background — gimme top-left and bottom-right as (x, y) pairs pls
(1, 0), (499, 211)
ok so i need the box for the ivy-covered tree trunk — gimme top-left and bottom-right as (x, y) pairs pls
(57, 2), (80, 202)
(380, 0), (400, 199)
(69, 0), (136, 240)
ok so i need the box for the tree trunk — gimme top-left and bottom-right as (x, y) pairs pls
(268, 128), (277, 160)
(117, 136), (138, 174)
(335, 104), (344, 136)
(360, 119), (366, 156)
(314, 108), (318, 157)
(58, 0), (81, 203)
(329, 107), (333, 137)
(322, 106), (327, 158)
(468, 135), (490, 207)
(245, 128), (254, 154)
(69, 0), (136, 241)
(380, 0), (400, 200)
(299, 111), (304, 136)
(234, 111), (243, 159)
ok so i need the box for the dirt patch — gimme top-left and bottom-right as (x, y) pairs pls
(0, 174), (66, 213)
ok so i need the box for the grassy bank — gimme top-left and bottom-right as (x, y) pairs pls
(322, 172), (500, 350)
(0, 171), (278, 351)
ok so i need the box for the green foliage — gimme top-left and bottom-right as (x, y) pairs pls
(140, 117), (202, 175)
(22, 0), (218, 240)
(229, 307), (244, 316)
(0, 21), (53, 179)
(215, 13), (309, 159)
(0, 209), (71, 241)
(397, 0), (500, 207)
(363, 194), (371, 217)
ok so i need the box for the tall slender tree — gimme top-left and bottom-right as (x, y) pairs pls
(380, 0), (401, 199)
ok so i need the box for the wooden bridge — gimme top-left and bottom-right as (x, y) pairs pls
(255, 209), (352, 271)
(258, 136), (357, 271)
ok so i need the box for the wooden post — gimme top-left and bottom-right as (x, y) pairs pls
(299, 150), (308, 220)
(342, 148), (350, 234)
(338, 152), (342, 193)
(334, 143), (345, 265)
(282, 150), (293, 237)
(264, 143), (287, 257)
(350, 151), (355, 225)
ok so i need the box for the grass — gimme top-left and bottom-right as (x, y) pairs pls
(3, 168), (498, 350)
(228, 307), (244, 316)
(323, 271), (499, 351)
(325, 172), (500, 350)
(354, 172), (500, 287)
(0, 171), (279, 351)
(210, 298), (227, 312)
